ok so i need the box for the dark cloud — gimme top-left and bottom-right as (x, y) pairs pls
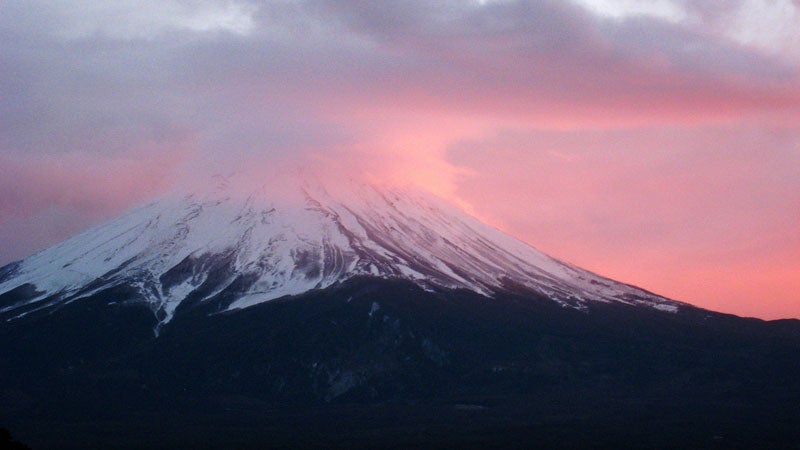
(295, 0), (799, 121)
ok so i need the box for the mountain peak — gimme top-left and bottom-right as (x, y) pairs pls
(0, 174), (680, 332)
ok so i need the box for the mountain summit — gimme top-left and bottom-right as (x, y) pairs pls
(0, 175), (677, 333)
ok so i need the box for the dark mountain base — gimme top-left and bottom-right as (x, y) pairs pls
(2, 277), (799, 449)
(7, 395), (800, 450)
(8, 390), (800, 450)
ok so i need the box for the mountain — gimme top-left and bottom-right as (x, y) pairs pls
(1, 176), (799, 449)
(0, 175), (678, 332)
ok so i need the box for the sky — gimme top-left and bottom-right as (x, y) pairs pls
(0, 0), (798, 319)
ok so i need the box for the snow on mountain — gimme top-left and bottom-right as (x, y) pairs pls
(0, 175), (679, 330)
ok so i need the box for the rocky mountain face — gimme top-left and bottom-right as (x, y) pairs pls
(1, 177), (798, 449)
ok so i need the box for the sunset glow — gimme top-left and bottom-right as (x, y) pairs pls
(1, 0), (798, 319)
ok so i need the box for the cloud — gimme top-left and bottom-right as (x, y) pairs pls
(0, 0), (258, 40)
(3, 0), (797, 166)
(0, 144), (192, 215)
(572, 0), (690, 23)
(0, 146), (191, 261)
(301, 0), (800, 124)
(682, 0), (800, 60)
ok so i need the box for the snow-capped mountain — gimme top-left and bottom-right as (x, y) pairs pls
(0, 175), (678, 331)
(2, 175), (799, 450)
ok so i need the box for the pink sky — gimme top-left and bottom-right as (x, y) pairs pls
(1, 0), (798, 319)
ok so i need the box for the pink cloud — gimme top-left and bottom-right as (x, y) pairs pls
(0, 141), (194, 262)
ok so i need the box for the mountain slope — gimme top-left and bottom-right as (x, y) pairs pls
(0, 176), (678, 333)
